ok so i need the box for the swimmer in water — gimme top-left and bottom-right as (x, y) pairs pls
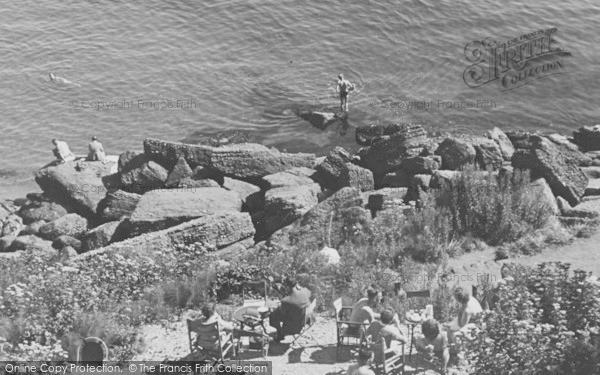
(49, 73), (79, 86)
(336, 74), (355, 112)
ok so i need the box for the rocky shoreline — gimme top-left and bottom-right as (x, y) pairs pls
(2, 122), (600, 260)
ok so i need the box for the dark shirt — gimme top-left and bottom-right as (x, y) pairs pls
(282, 286), (311, 309)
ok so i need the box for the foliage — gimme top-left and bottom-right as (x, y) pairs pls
(463, 262), (600, 375)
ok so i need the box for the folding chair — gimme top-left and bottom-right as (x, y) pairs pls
(241, 279), (268, 307)
(405, 289), (431, 360)
(290, 299), (318, 348)
(187, 319), (235, 363)
(372, 337), (405, 375)
(333, 298), (369, 361)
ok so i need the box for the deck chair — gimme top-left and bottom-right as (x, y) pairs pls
(372, 337), (405, 375)
(290, 299), (318, 348)
(334, 298), (369, 361)
(187, 319), (234, 363)
(405, 289), (431, 360)
(241, 279), (268, 307)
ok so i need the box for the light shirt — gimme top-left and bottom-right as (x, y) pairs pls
(346, 364), (375, 375)
(55, 141), (74, 159)
(349, 298), (376, 324)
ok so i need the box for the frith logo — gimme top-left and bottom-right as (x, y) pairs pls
(463, 28), (572, 91)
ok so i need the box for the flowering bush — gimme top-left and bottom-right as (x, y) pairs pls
(463, 262), (600, 374)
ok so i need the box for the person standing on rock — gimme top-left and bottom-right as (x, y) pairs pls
(51, 139), (75, 164)
(336, 74), (355, 112)
(87, 136), (106, 163)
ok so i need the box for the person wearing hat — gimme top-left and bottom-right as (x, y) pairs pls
(336, 74), (355, 112)
(87, 136), (106, 163)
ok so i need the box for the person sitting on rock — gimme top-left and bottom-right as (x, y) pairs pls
(269, 277), (312, 341)
(346, 346), (376, 375)
(197, 303), (235, 331)
(51, 139), (75, 164)
(348, 286), (382, 335)
(365, 309), (406, 364)
(415, 319), (450, 375)
(87, 136), (106, 163)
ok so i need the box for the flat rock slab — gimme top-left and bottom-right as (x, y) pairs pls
(35, 161), (116, 219)
(78, 212), (255, 259)
(144, 138), (212, 168)
(263, 184), (320, 234)
(128, 187), (242, 236)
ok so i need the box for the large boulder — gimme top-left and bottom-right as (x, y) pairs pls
(52, 235), (82, 252)
(9, 235), (55, 253)
(270, 187), (371, 249)
(366, 188), (409, 213)
(1, 213), (24, 237)
(97, 190), (141, 221)
(359, 134), (431, 179)
(143, 138), (213, 168)
(35, 161), (116, 219)
(222, 177), (262, 211)
(19, 220), (46, 236)
(0, 235), (16, 252)
(119, 160), (169, 193)
(81, 221), (121, 252)
(471, 137), (503, 170)
(546, 134), (592, 167)
(316, 147), (351, 188)
(355, 123), (427, 146)
(297, 111), (337, 130)
(263, 184), (320, 234)
(488, 127), (515, 160)
(512, 136), (588, 206)
(573, 125), (600, 151)
(262, 167), (316, 189)
(530, 178), (559, 215)
(19, 201), (68, 224)
(178, 177), (220, 188)
(38, 213), (88, 240)
(79, 212), (255, 258)
(165, 157), (194, 188)
(400, 156), (441, 175)
(210, 143), (316, 179)
(127, 187), (242, 236)
(435, 137), (477, 170)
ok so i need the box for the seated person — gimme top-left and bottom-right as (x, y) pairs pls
(346, 346), (376, 375)
(51, 139), (75, 164)
(269, 277), (312, 341)
(366, 309), (406, 363)
(198, 303), (235, 331)
(489, 263), (516, 309)
(446, 287), (482, 344)
(87, 136), (106, 163)
(415, 319), (450, 375)
(348, 287), (382, 335)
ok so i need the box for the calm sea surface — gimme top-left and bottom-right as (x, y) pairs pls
(1, 0), (600, 192)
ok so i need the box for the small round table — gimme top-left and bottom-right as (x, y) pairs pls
(405, 310), (427, 360)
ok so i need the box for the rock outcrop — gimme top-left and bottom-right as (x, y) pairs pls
(127, 187), (242, 236)
(119, 159), (169, 194)
(165, 157), (194, 188)
(512, 136), (588, 206)
(19, 202), (68, 224)
(82, 221), (122, 252)
(262, 168), (315, 189)
(222, 177), (262, 211)
(435, 137), (477, 170)
(488, 127), (515, 160)
(355, 123), (427, 146)
(573, 125), (600, 151)
(97, 190), (141, 221)
(263, 184), (320, 234)
(9, 235), (55, 254)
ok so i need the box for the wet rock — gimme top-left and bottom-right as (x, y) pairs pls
(512, 136), (588, 206)
(210, 143), (316, 179)
(82, 221), (121, 252)
(35, 161), (115, 219)
(97, 190), (141, 222)
(165, 157), (194, 188)
(435, 137), (477, 170)
(52, 235), (82, 252)
(222, 177), (262, 211)
(573, 125), (600, 151)
(297, 111), (337, 130)
(19, 201), (68, 224)
(488, 127), (515, 160)
(355, 123), (427, 146)
(263, 184), (320, 234)
(128, 187), (242, 236)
